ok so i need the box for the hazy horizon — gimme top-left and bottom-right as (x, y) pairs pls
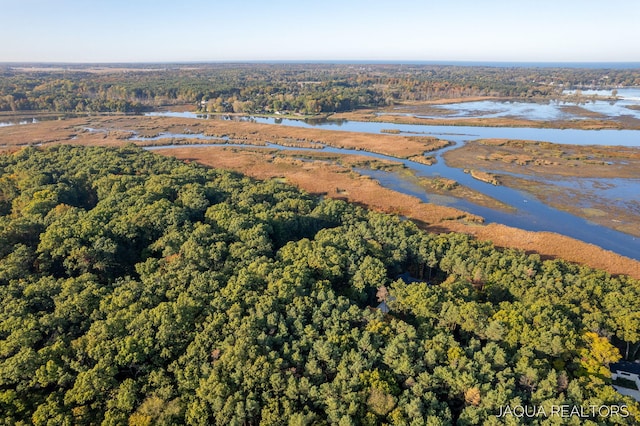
(2, 0), (639, 64)
(3, 60), (640, 70)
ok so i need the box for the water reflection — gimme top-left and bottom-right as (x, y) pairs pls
(146, 111), (640, 146)
(381, 87), (640, 121)
(136, 111), (640, 259)
(0, 118), (39, 127)
(144, 138), (640, 260)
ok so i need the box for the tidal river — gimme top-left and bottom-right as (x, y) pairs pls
(145, 112), (640, 260)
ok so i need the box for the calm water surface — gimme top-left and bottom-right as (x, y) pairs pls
(146, 111), (640, 146)
(392, 99), (640, 121)
(380, 87), (640, 121)
(143, 113), (640, 254)
(145, 133), (640, 260)
(0, 118), (39, 127)
(3, 110), (638, 257)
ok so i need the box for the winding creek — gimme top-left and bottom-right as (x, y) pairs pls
(142, 113), (640, 260)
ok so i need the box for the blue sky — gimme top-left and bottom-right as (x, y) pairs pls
(2, 0), (639, 63)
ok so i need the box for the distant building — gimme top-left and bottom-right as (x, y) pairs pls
(397, 272), (421, 284)
(377, 301), (390, 314)
(397, 271), (429, 285)
(611, 361), (640, 402)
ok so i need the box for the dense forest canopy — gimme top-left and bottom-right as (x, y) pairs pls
(0, 145), (639, 424)
(1, 63), (639, 114)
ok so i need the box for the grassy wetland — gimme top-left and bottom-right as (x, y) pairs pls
(443, 139), (640, 237)
(3, 63), (640, 424)
(1, 110), (639, 278)
(1, 63), (640, 278)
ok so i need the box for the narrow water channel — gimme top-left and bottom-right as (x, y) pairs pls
(146, 139), (640, 260)
(143, 113), (640, 260)
(146, 111), (640, 146)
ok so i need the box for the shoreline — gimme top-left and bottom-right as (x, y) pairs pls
(1, 113), (639, 278)
(443, 139), (640, 237)
(155, 145), (640, 279)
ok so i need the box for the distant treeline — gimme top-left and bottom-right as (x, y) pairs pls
(0, 145), (639, 424)
(1, 63), (638, 114)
